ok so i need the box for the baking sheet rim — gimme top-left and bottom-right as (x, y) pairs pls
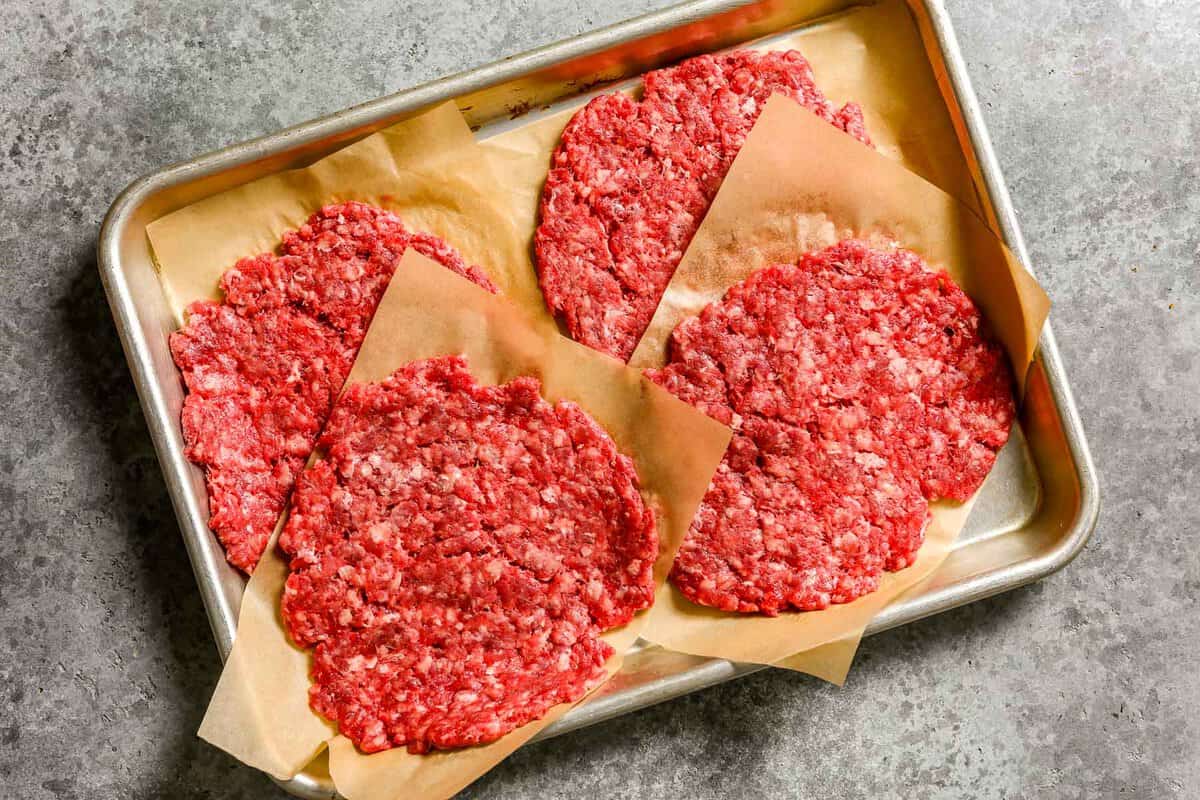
(94, 0), (1100, 795)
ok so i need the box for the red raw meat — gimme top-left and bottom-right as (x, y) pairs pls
(279, 356), (657, 753)
(647, 241), (1014, 615)
(170, 202), (496, 572)
(536, 49), (871, 361)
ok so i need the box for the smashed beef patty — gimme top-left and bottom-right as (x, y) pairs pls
(536, 49), (871, 362)
(169, 202), (496, 573)
(647, 241), (1015, 615)
(279, 356), (657, 754)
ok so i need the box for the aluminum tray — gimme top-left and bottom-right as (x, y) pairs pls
(97, 1), (1099, 796)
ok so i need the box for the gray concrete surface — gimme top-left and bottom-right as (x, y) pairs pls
(1, 1), (1196, 798)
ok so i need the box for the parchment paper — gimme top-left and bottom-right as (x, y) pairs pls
(479, 0), (984, 264)
(629, 94), (1049, 386)
(155, 0), (1050, 778)
(146, 100), (555, 788)
(199, 250), (732, 800)
(150, 101), (727, 795)
(148, 101), (543, 321)
(627, 93), (1049, 677)
(473, 1), (1046, 683)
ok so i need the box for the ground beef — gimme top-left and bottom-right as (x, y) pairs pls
(647, 240), (1015, 615)
(536, 49), (871, 361)
(169, 202), (496, 573)
(278, 356), (657, 754)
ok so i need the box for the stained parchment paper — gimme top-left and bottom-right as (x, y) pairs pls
(627, 94), (1049, 678)
(148, 101), (543, 321)
(198, 250), (732, 800)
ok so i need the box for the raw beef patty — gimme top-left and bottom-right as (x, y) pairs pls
(646, 241), (1015, 615)
(536, 49), (871, 361)
(279, 356), (657, 753)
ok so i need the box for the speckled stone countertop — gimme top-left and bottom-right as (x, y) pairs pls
(1, 2), (1197, 798)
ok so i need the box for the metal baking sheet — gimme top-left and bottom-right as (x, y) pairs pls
(97, 1), (1099, 797)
